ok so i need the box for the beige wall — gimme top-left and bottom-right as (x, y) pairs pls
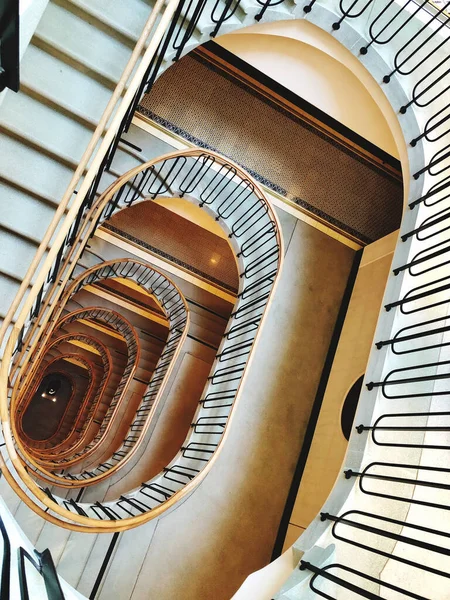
(153, 198), (228, 239)
(217, 26), (403, 161)
(282, 228), (398, 551)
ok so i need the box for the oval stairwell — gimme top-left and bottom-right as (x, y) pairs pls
(1, 150), (283, 531)
(0, 0), (449, 598)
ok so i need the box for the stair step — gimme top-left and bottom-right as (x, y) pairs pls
(0, 133), (74, 205)
(62, 480), (108, 509)
(0, 92), (93, 166)
(0, 468), (23, 515)
(35, 520), (73, 565)
(35, 2), (133, 88)
(21, 45), (111, 125)
(0, 182), (56, 245)
(97, 519), (158, 600)
(13, 500), (46, 545)
(108, 144), (148, 175)
(67, 0), (152, 45)
(56, 530), (100, 589)
(74, 531), (117, 596)
(0, 276), (22, 320)
(0, 229), (41, 283)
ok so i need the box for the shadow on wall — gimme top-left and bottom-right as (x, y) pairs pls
(341, 374), (364, 441)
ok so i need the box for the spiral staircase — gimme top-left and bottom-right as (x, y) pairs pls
(0, 0), (449, 598)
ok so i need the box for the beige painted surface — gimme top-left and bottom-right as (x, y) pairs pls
(125, 216), (355, 600)
(283, 229), (398, 548)
(135, 116), (362, 250)
(105, 353), (212, 499)
(153, 197), (228, 239)
(218, 22), (410, 208)
(360, 228), (399, 267)
(217, 31), (399, 158)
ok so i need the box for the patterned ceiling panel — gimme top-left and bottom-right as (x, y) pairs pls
(139, 51), (403, 243)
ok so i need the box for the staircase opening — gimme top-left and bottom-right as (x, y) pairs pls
(95, 198), (239, 496)
(21, 371), (77, 441)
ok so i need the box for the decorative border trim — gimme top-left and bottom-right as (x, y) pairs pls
(193, 45), (402, 180)
(136, 107), (373, 244)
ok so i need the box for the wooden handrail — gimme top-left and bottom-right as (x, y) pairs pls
(0, 150), (284, 531)
(16, 262), (187, 488)
(16, 333), (108, 414)
(10, 307), (141, 485)
(0, 329), (129, 533)
(20, 334), (112, 451)
(14, 306), (134, 416)
(27, 306), (140, 455)
(0, 0), (178, 348)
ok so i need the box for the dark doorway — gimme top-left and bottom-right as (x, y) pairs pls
(341, 375), (364, 441)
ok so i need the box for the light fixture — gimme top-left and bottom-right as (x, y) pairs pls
(46, 379), (61, 396)
(41, 378), (61, 401)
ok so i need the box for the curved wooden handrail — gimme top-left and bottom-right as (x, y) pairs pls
(0, 150), (283, 529)
(21, 334), (112, 452)
(20, 262), (187, 488)
(37, 336), (111, 449)
(36, 307), (140, 462)
(34, 306), (140, 462)
(11, 307), (141, 485)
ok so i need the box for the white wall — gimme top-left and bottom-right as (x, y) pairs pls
(19, 0), (49, 59)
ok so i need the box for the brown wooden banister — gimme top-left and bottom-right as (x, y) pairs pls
(20, 334), (112, 453)
(1, 150), (282, 530)
(15, 263), (186, 488)
(11, 308), (141, 485)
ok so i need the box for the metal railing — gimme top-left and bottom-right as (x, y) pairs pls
(299, 560), (422, 599)
(272, 0), (450, 597)
(0, 0), (447, 583)
(0, 147), (281, 531)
